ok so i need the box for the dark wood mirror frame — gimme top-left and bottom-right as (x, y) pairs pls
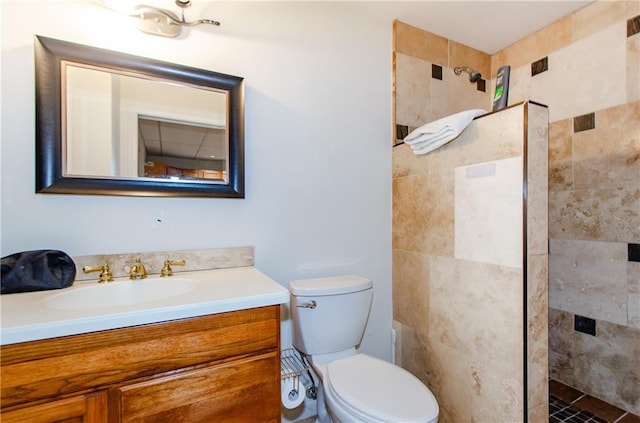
(35, 35), (244, 198)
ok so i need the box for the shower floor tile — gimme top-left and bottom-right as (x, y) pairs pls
(549, 380), (639, 423)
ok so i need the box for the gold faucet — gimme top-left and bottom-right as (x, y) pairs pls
(129, 258), (147, 280)
(160, 259), (186, 277)
(83, 263), (113, 283)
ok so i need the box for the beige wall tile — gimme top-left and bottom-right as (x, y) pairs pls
(429, 256), (523, 375)
(628, 33), (640, 102)
(395, 53), (433, 127)
(629, 262), (640, 330)
(421, 173), (455, 257)
(392, 169), (455, 256)
(493, 10), (638, 124)
(529, 402), (549, 423)
(549, 239), (628, 325)
(573, 0), (640, 42)
(392, 142), (425, 178)
(527, 103), (550, 257)
(528, 255), (549, 411)
(504, 63), (533, 108)
(548, 307), (575, 386)
(449, 40), (491, 79)
(597, 100), (640, 126)
(427, 106), (524, 175)
(430, 358), (471, 423)
(548, 118), (574, 192)
(549, 187), (640, 243)
(397, 324), (432, 389)
(573, 106), (640, 191)
(573, 320), (640, 414)
(470, 361), (524, 422)
(424, 339), (472, 423)
(531, 22), (628, 122)
(394, 20), (448, 65)
(492, 15), (572, 74)
(430, 71), (491, 119)
(392, 249), (430, 335)
(397, 324), (472, 423)
(393, 174), (425, 251)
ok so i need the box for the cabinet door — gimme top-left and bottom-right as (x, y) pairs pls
(1, 391), (107, 423)
(117, 351), (279, 423)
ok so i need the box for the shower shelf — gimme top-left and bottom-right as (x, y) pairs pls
(281, 348), (309, 380)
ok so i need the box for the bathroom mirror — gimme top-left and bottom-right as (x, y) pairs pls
(35, 35), (244, 197)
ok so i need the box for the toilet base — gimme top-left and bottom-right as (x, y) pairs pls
(314, 382), (332, 423)
(313, 376), (367, 423)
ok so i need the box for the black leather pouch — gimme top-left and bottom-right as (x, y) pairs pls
(1, 250), (76, 294)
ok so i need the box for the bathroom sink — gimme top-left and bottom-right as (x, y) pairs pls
(2, 267), (290, 345)
(43, 278), (200, 310)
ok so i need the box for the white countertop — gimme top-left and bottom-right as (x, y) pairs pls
(1, 266), (289, 346)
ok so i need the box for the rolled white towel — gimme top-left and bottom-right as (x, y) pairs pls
(410, 133), (455, 155)
(404, 108), (487, 155)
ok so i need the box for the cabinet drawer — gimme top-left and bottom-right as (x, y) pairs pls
(117, 351), (280, 423)
(1, 391), (107, 423)
(1, 306), (279, 408)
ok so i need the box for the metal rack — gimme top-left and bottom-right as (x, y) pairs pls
(281, 348), (308, 380)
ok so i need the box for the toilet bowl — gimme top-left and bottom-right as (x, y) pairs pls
(289, 275), (439, 423)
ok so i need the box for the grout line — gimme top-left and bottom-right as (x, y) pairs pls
(571, 393), (587, 404)
(613, 412), (629, 423)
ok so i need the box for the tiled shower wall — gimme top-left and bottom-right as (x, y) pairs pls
(495, 1), (640, 416)
(393, 20), (491, 134)
(392, 0), (640, 419)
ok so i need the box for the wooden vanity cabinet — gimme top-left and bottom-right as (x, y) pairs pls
(2, 391), (108, 423)
(1, 306), (281, 423)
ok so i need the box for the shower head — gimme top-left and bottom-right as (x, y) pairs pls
(454, 66), (482, 83)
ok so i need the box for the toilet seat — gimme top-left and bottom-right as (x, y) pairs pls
(324, 354), (439, 423)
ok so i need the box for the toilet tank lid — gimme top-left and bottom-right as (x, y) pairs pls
(289, 276), (372, 296)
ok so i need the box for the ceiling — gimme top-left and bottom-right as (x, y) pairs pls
(374, 1), (593, 54)
(138, 118), (226, 161)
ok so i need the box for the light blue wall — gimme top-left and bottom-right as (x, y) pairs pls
(0, 1), (393, 359)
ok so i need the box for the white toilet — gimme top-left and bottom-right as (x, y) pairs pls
(290, 275), (439, 423)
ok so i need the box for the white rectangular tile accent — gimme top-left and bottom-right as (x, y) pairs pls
(549, 239), (628, 326)
(455, 157), (523, 268)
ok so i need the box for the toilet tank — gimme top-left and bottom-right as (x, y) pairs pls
(289, 276), (373, 355)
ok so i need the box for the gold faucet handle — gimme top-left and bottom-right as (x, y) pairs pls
(160, 259), (186, 277)
(82, 264), (113, 283)
(129, 258), (147, 280)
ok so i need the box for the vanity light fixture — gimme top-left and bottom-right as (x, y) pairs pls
(101, 0), (220, 37)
